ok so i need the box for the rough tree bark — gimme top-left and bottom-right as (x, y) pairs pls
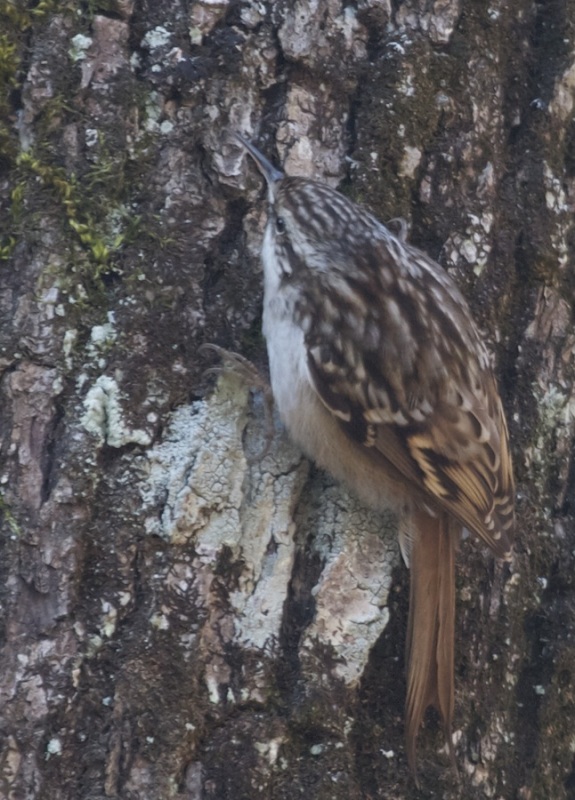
(0, 1), (574, 799)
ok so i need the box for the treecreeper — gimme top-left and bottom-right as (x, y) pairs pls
(233, 134), (515, 779)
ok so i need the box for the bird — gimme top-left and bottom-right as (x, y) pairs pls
(234, 133), (515, 777)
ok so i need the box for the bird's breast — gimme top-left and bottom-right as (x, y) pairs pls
(262, 286), (405, 514)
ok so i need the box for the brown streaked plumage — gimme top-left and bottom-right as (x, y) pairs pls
(237, 134), (515, 778)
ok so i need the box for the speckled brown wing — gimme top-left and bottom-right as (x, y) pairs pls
(304, 236), (515, 558)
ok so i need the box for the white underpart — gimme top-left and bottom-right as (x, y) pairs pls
(262, 222), (407, 515)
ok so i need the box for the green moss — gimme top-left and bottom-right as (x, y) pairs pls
(0, 29), (20, 166)
(0, 2), (73, 253)
(0, 1), (77, 156)
(18, 152), (107, 266)
(0, 491), (20, 536)
(82, 0), (116, 16)
(10, 143), (143, 293)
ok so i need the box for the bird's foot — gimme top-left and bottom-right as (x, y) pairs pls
(200, 344), (274, 463)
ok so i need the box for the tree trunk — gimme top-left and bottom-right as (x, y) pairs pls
(1, 1), (574, 798)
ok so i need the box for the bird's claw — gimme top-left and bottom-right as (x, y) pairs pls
(200, 343), (275, 463)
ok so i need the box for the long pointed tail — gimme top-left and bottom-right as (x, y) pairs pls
(405, 509), (459, 777)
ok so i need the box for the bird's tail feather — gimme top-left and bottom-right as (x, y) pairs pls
(405, 509), (459, 779)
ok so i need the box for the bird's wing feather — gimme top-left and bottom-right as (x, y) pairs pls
(304, 238), (514, 556)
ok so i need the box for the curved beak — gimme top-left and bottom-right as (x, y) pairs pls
(235, 133), (284, 186)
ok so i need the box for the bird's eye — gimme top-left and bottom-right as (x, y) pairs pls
(275, 216), (286, 233)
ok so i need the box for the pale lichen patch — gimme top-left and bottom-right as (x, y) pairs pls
(299, 478), (397, 685)
(141, 373), (251, 545)
(81, 375), (152, 448)
(68, 34), (92, 63)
